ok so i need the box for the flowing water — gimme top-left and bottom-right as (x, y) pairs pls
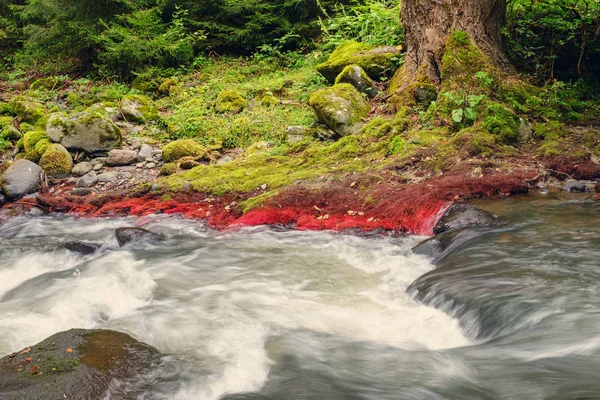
(0, 193), (598, 399)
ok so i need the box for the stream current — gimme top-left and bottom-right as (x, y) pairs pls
(0, 194), (598, 399)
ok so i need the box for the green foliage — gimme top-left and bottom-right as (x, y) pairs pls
(504, 0), (600, 81)
(318, 0), (403, 50)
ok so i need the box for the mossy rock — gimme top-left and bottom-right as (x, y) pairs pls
(46, 111), (122, 154)
(1, 124), (22, 142)
(15, 138), (24, 151)
(19, 122), (34, 133)
(0, 116), (14, 130)
(216, 90), (247, 113)
(14, 153), (25, 160)
(0, 329), (159, 400)
(29, 77), (64, 91)
(120, 95), (159, 123)
(158, 78), (180, 96)
(159, 162), (178, 176)
(261, 94), (279, 107)
(334, 65), (378, 98)
(482, 103), (520, 143)
(23, 130), (48, 153)
(87, 102), (119, 121)
(35, 138), (52, 155)
(162, 139), (207, 163)
(39, 143), (73, 178)
(24, 149), (41, 163)
(7, 96), (45, 124)
(308, 83), (371, 137)
(317, 41), (402, 83)
(451, 127), (499, 157)
(132, 75), (161, 92)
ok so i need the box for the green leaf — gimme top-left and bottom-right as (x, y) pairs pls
(451, 108), (464, 123)
(464, 107), (477, 121)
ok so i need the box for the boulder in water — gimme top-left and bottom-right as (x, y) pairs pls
(0, 160), (43, 200)
(0, 329), (159, 400)
(412, 227), (481, 264)
(115, 227), (163, 247)
(433, 203), (497, 235)
(63, 241), (103, 255)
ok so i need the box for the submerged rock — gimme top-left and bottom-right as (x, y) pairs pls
(412, 227), (482, 264)
(115, 227), (163, 247)
(309, 84), (370, 137)
(0, 160), (42, 200)
(0, 329), (158, 400)
(562, 180), (589, 193)
(433, 204), (498, 235)
(63, 241), (103, 255)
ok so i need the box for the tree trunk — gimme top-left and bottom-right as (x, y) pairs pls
(401, 0), (511, 85)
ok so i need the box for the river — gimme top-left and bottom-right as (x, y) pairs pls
(0, 193), (598, 399)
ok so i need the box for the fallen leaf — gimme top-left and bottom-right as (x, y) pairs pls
(25, 357), (32, 362)
(358, 211), (365, 216)
(30, 365), (38, 375)
(313, 205), (322, 212)
(323, 214), (330, 220)
(367, 217), (374, 222)
(350, 181), (356, 188)
(20, 348), (31, 354)
(347, 210), (357, 216)
(66, 348), (73, 353)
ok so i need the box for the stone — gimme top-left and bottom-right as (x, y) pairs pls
(0, 160), (42, 200)
(158, 163), (177, 176)
(316, 41), (402, 83)
(63, 240), (102, 254)
(119, 95), (159, 123)
(93, 163), (103, 171)
(46, 111), (122, 154)
(145, 162), (156, 169)
(286, 126), (313, 144)
(131, 138), (142, 150)
(414, 85), (438, 105)
(97, 171), (117, 182)
(412, 227), (479, 263)
(518, 119), (533, 142)
(308, 84), (370, 137)
(115, 227), (164, 247)
(433, 204), (498, 235)
(72, 161), (93, 176)
(162, 139), (206, 163)
(77, 171), (98, 188)
(0, 329), (159, 400)
(562, 180), (589, 193)
(106, 149), (138, 166)
(39, 144), (73, 178)
(70, 187), (97, 196)
(137, 143), (154, 162)
(334, 65), (378, 98)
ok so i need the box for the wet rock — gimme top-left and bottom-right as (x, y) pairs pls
(77, 171), (98, 188)
(115, 227), (164, 247)
(433, 204), (498, 235)
(46, 111), (122, 155)
(0, 160), (42, 200)
(309, 84), (370, 137)
(137, 144), (153, 162)
(72, 162), (93, 176)
(98, 171), (117, 183)
(0, 329), (159, 400)
(63, 241), (103, 255)
(562, 180), (589, 193)
(412, 228), (481, 264)
(106, 149), (138, 166)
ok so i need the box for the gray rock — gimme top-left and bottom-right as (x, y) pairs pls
(433, 204), (498, 235)
(106, 149), (138, 166)
(309, 84), (370, 137)
(91, 157), (106, 167)
(93, 163), (103, 171)
(72, 161), (93, 176)
(146, 162), (156, 169)
(334, 65), (378, 98)
(98, 171), (117, 182)
(518, 119), (532, 142)
(63, 241), (102, 255)
(130, 138), (142, 150)
(137, 143), (154, 162)
(71, 187), (97, 196)
(562, 180), (589, 193)
(115, 227), (164, 247)
(0, 329), (159, 400)
(77, 171), (98, 188)
(0, 160), (42, 200)
(46, 111), (122, 154)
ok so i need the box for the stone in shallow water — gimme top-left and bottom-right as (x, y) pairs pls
(562, 180), (589, 193)
(63, 241), (103, 255)
(115, 227), (164, 247)
(0, 329), (159, 400)
(433, 203), (498, 235)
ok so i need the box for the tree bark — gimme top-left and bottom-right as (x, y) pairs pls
(401, 0), (511, 85)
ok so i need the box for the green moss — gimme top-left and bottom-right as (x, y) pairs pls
(121, 94), (159, 122)
(24, 149), (41, 163)
(162, 139), (207, 162)
(316, 41), (400, 83)
(388, 135), (407, 156)
(39, 143), (73, 177)
(388, 66), (437, 110)
(1, 125), (21, 142)
(308, 83), (370, 136)
(19, 122), (34, 133)
(35, 138), (52, 155)
(441, 32), (491, 86)
(33, 114), (49, 131)
(0, 116), (14, 129)
(261, 94), (279, 107)
(16, 138), (24, 150)
(29, 77), (64, 91)
(15, 153), (25, 160)
(532, 121), (567, 140)
(334, 65), (377, 98)
(23, 130), (48, 152)
(216, 90), (247, 113)
(481, 103), (519, 143)
(158, 78), (179, 96)
(451, 126), (498, 157)
(7, 96), (45, 124)
(159, 162), (178, 176)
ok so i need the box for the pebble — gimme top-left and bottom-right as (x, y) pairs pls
(98, 172), (117, 183)
(146, 163), (156, 169)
